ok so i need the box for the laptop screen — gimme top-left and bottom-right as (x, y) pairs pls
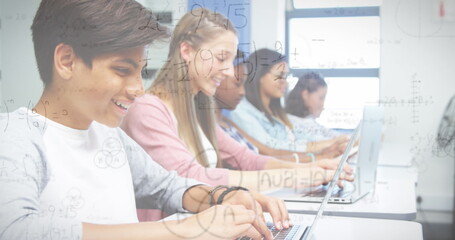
(303, 124), (361, 239)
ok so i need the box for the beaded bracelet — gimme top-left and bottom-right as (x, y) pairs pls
(208, 185), (228, 206)
(306, 152), (316, 162)
(293, 153), (300, 163)
(216, 186), (249, 205)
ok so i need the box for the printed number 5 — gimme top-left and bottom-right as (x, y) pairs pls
(227, 4), (248, 29)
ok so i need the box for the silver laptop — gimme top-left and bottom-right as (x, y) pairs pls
(269, 106), (384, 204)
(238, 126), (365, 240)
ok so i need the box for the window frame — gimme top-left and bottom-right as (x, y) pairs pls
(285, 6), (380, 78)
(285, 6), (381, 129)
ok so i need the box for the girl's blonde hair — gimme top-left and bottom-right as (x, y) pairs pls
(147, 8), (237, 167)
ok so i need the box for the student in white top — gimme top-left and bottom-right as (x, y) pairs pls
(0, 1), (284, 239)
(286, 72), (344, 141)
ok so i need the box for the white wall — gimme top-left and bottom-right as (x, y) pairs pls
(0, 0), (3, 106)
(137, 0), (187, 72)
(250, 0), (286, 51)
(380, 0), (455, 211)
(1, 0), (41, 112)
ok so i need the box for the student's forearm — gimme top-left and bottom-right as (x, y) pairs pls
(263, 158), (306, 169)
(233, 125), (318, 163)
(182, 185), (235, 213)
(305, 138), (335, 152)
(263, 158), (333, 171)
(82, 221), (187, 240)
(231, 122), (311, 161)
(228, 169), (301, 192)
(258, 147), (312, 163)
(181, 185), (211, 212)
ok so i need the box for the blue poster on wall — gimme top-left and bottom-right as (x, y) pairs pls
(187, 0), (251, 56)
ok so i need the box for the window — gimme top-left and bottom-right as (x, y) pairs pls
(286, 4), (380, 129)
(288, 17), (380, 69)
(292, 0), (382, 9)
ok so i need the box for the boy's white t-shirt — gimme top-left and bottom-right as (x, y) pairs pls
(1, 107), (204, 239)
(34, 108), (138, 224)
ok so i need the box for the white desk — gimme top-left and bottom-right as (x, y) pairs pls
(376, 165), (419, 184)
(271, 163), (419, 221)
(378, 142), (414, 167)
(289, 214), (423, 240)
(164, 213), (423, 240)
(270, 178), (417, 220)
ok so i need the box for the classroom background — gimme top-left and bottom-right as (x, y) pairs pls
(1, 0), (454, 239)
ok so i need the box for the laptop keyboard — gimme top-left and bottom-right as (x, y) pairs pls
(237, 223), (304, 240)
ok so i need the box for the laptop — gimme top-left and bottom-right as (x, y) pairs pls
(268, 106), (384, 204)
(238, 126), (364, 240)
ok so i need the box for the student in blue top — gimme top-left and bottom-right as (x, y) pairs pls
(0, 1), (284, 239)
(286, 72), (344, 141)
(216, 52), (346, 162)
(228, 48), (348, 157)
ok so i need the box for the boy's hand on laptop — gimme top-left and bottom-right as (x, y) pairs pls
(250, 191), (291, 230)
(183, 204), (270, 240)
(220, 189), (290, 232)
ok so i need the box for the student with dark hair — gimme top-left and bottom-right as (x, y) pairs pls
(215, 54), (343, 162)
(0, 1), (277, 239)
(214, 52), (259, 153)
(228, 49), (348, 156)
(286, 72), (342, 141)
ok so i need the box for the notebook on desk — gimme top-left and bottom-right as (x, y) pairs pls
(269, 106), (384, 204)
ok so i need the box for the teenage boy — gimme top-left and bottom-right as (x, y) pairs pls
(0, 0), (288, 239)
